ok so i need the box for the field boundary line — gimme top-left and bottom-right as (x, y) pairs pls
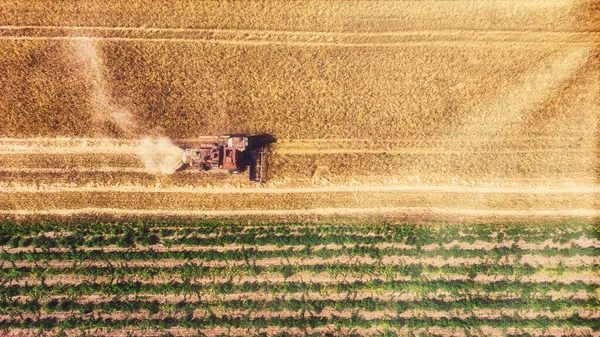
(1, 207), (600, 218)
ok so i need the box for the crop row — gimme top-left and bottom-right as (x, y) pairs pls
(1, 313), (598, 331)
(2, 262), (580, 281)
(0, 221), (593, 244)
(1, 279), (596, 298)
(2, 296), (597, 317)
(0, 230), (595, 251)
(1, 244), (596, 263)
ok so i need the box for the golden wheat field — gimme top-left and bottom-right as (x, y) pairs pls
(0, 0), (599, 220)
(1, 2), (600, 337)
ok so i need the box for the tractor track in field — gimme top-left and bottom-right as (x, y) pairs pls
(1, 147), (591, 155)
(0, 26), (598, 47)
(274, 148), (595, 155)
(1, 184), (599, 194)
(1, 26), (599, 39)
(0, 167), (149, 173)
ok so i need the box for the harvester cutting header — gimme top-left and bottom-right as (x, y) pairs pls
(179, 135), (270, 183)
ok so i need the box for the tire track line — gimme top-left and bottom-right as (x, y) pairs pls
(1, 25), (598, 36)
(0, 147), (591, 155)
(0, 185), (598, 194)
(274, 148), (594, 155)
(0, 167), (148, 173)
(0, 25), (598, 41)
(0, 35), (594, 47)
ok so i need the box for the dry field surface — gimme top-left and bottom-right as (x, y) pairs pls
(1, 1), (600, 220)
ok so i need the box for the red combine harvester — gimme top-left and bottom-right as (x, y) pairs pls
(180, 135), (269, 182)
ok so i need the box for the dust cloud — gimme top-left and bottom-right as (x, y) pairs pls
(138, 138), (184, 174)
(71, 38), (183, 174)
(71, 38), (137, 135)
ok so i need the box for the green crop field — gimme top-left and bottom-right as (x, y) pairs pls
(0, 220), (597, 336)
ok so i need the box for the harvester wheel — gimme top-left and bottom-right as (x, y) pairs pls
(199, 163), (210, 171)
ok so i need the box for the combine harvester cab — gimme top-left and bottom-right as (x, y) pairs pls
(181, 135), (269, 183)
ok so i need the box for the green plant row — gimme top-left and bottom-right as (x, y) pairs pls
(1, 312), (598, 331)
(1, 279), (595, 299)
(3, 260), (590, 282)
(1, 296), (596, 317)
(0, 222), (594, 246)
(3, 231), (589, 250)
(1, 243), (595, 264)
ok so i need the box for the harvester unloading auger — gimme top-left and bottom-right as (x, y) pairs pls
(179, 135), (271, 183)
